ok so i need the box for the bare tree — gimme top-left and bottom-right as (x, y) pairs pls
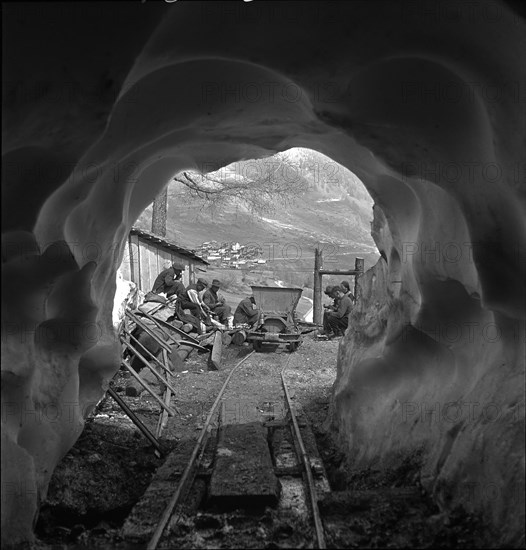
(151, 187), (167, 237)
(172, 156), (309, 217)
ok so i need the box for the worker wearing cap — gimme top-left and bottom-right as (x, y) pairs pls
(185, 278), (211, 318)
(322, 285), (339, 334)
(152, 262), (186, 297)
(340, 280), (355, 304)
(323, 285), (353, 338)
(233, 295), (260, 327)
(203, 279), (233, 327)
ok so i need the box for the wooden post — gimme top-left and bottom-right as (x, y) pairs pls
(354, 257), (364, 303)
(208, 331), (223, 371)
(313, 248), (323, 326)
(156, 349), (172, 438)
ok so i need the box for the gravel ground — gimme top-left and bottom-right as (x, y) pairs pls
(35, 334), (489, 548)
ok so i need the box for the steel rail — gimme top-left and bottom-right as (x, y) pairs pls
(147, 350), (255, 550)
(281, 369), (327, 549)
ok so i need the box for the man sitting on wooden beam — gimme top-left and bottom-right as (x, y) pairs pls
(321, 285), (353, 339)
(151, 261), (185, 297)
(203, 279), (234, 328)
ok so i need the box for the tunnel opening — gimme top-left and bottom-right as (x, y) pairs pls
(2, 2), (524, 547)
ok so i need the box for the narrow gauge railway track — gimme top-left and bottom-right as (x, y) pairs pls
(143, 349), (328, 550)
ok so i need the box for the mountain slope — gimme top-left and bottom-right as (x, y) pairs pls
(136, 148), (379, 270)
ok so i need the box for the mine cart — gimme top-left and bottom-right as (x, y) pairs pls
(247, 285), (303, 352)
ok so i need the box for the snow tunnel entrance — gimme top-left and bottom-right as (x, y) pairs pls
(117, 147), (379, 327)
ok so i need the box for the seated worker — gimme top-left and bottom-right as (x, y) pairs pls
(340, 280), (355, 304)
(185, 278), (211, 319)
(152, 262), (185, 297)
(323, 285), (337, 311)
(233, 295), (260, 327)
(322, 285), (336, 332)
(203, 279), (234, 328)
(322, 285), (353, 338)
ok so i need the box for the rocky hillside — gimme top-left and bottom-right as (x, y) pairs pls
(135, 148), (379, 273)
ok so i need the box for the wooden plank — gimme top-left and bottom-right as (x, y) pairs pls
(121, 339), (179, 394)
(147, 243), (158, 293)
(207, 331), (222, 371)
(121, 360), (176, 416)
(158, 247), (172, 274)
(209, 422), (280, 507)
(126, 311), (172, 353)
(139, 310), (202, 347)
(129, 234), (141, 286)
(319, 269), (360, 275)
(120, 240), (132, 281)
(156, 350), (172, 438)
(139, 239), (151, 293)
(122, 443), (207, 542)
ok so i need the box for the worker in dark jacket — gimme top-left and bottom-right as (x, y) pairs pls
(322, 286), (353, 338)
(233, 295), (260, 327)
(203, 279), (233, 327)
(181, 278), (209, 319)
(322, 285), (337, 332)
(341, 280), (355, 304)
(152, 263), (185, 296)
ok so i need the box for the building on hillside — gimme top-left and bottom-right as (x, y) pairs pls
(119, 227), (208, 291)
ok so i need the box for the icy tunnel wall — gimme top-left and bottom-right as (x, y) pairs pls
(333, 201), (525, 546)
(2, 1), (525, 546)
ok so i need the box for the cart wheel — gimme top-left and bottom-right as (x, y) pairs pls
(253, 341), (263, 352)
(288, 342), (299, 352)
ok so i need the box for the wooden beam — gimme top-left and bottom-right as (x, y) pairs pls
(313, 248), (323, 326)
(121, 339), (179, 395)
(107, 388), (163, 454)
(126, 310), (172, 353)
(121, 360), (176, 416)
(140, 310), (200, 345)
(319, 269), (360, 276)
(354, 257), (364, 302)
(123, 328), (172, 375)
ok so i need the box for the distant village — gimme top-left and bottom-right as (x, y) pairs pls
(194, 241), (268, 269)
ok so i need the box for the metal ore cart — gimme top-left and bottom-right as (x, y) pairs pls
(246, 285), (303, 352)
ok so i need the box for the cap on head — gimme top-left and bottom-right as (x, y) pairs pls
(211, 279), (221, 288)
(196, 278), (208, 287)
(324, 285), (334, 295)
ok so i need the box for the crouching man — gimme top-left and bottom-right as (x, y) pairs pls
(322, 285), (353, 338)
(233, 295), (260, 328)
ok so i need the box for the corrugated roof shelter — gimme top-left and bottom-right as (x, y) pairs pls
(119, 227), (208, 291)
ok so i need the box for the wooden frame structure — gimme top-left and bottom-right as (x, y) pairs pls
(120, 226), (209, 292)
(312, 248), (364, 326)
